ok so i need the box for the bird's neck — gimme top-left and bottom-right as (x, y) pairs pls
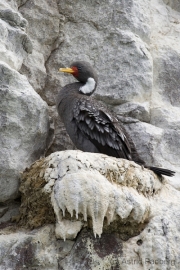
(79, 77), (96, 95)
(57, 78), (97, 110)
(57, 82), (82, 107)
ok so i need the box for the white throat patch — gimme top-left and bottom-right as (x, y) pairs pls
(79, 77), (96, 94)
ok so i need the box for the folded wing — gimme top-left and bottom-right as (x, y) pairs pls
(73, 98), (132, 160)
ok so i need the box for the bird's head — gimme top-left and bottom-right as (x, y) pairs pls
(59, 61), (98, 95)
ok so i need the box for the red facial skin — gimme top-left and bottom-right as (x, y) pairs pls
(71, 66), (79, 78)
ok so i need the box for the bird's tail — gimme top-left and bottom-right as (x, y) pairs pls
(146, 166), (175, 177)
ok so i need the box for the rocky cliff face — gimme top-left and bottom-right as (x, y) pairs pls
(0, 0), (180, 269)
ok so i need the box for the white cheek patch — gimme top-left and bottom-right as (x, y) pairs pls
(79, 77), (96, 94)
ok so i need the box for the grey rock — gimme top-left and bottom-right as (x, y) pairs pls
(95, 30), (152, 105)
(0, 225), (74, 270)
(18, 0), (61, 94)
(0, 206), (9, 218)
(57, 0), (151, 41)
(0, 8), (27, 28)
(16, 0), (28, 8)
(0, 63), (49, 202)
(163, 0), (180, 12)
(151, 106), (180, 130)
(21, 34), (33, 53)
(0, 201), (20, 224)
(0, 0), (18, 10)
(124, 121), (170, 166)
(154, 48), (180, 107)
(113, 101), (150, 123)
(0, 6), (32, 70)
(124, 121), (180, 186)
(59, 229), (124, 270)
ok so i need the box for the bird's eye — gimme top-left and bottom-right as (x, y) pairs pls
(77, 65), (82, 71)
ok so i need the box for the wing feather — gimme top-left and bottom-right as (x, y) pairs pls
(73, 98), (132, 160)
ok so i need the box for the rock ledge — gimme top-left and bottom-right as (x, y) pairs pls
(18, 150), (162, 240)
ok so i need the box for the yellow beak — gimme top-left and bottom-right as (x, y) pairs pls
(59, 67), (74, 74)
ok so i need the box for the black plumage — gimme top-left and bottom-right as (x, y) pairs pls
(57, 61), (175, 177)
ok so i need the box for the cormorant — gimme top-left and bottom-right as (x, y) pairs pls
(57, 61), (175, 177)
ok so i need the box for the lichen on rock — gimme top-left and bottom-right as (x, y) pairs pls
(18, 158), (56, 229)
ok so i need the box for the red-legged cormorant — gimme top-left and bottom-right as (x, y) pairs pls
(57, 61), (175, 177)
